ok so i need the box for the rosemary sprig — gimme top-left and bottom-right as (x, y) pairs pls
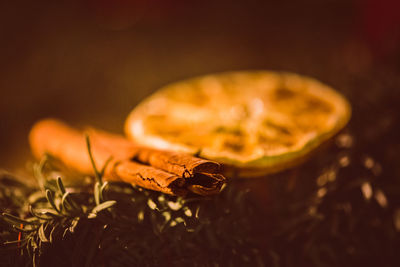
(85, 133), (112, 205)
(0, 137), (260, 267)
(5, 130), (398, 267)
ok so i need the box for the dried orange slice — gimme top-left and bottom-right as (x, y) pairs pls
(125, 71), (351, 177)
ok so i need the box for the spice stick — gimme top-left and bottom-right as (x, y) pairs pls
(109, 161), (186, 196)
(29, 119), (225, 196)
(86, 128), (221, 177)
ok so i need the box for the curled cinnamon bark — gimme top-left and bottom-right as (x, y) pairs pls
(29, 119), (226, 196)
(86, 128), (221, 177)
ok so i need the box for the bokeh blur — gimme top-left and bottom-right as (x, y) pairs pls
(1, 1), (400, 266)
(0, 0), (399, 171)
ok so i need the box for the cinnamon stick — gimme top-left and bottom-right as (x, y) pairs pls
(29, 119), (225, 196)
(86, 128), (221, 177)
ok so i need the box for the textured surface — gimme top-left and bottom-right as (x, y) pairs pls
(125, 71), (351, 176)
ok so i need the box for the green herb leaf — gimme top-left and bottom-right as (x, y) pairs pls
(91, 200), (117, 214)
(100, 157), (113, 178)
(1, 213), (40, 226)
(45, 189), (60, 214)
(38, 224), (49, 243)
(85, 134), (102, 184)
(56, 176), (66, 194)
(94, 182), (102, 206)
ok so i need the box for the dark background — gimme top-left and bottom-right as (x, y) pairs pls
(1, 1), (400, 266)
(0, 0), (399, 171)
